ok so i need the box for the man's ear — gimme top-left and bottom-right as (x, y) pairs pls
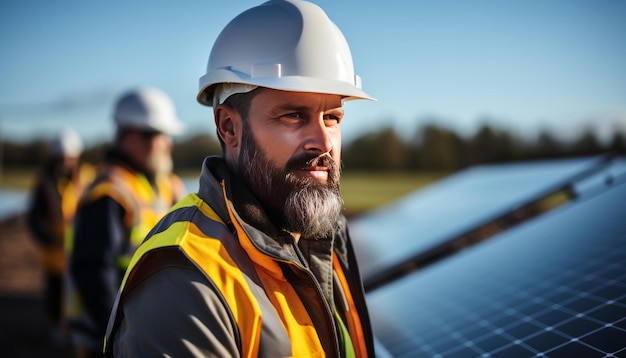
(214, 104), (241, 149)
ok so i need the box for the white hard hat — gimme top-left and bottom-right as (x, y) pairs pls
(51, 128), (83, 158)
(113, 87), (185, 135)
(197, 0), (375, 107)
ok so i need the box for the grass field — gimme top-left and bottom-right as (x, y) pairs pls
(0, 168), (37, 190)
(0, 168), (448, 217)
(340, 171), (446, 217)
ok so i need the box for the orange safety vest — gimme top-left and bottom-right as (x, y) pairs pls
(66, 164), (185, 324)
(37, 163), (95, 275)
(67, 164), (184, 269)
(105, 192), (370, 357)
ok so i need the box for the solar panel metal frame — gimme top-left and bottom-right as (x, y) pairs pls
(366, 175), (626, 357)
(351, 154), (616, 292)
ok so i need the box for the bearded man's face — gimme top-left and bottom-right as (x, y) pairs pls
(234, 88), (345, 239)
(239, 121), (343, 239)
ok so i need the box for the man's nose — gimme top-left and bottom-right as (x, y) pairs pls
(303, 118), (334, 154)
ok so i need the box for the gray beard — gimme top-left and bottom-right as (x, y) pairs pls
(238, 126), (342, 240)
(283, 173), (343, 240)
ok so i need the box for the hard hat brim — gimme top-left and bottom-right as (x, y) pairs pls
(197, 69), (375, 107)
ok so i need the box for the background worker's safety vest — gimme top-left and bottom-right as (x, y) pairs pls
(105, 193), (370, 357)
(66, 164), (185, 329)
(35, 163), (95, 275)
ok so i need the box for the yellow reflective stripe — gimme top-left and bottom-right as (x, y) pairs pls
(197, 198), (225, 224)
(59, 179), (77, 222)
(118, 220), (190, 295)
(129, 221), (153, 247)
(85, 182), (137, 228)
(118, 194), (263, 357)
(65, 226), (74, 252)
(118, 194), (202, 290)
(183, 224), (262, 358)
(118, 192), (327, 356)
(117, 255), (132, 272)
(256, 269), (325, 356)
(81, 166), (177, 249)
(221, 181), (283, 279)
(133, 172), (159, 202)
(222, 184), (324, 356)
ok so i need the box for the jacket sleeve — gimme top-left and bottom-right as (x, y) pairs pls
(70, 196), (127, 340)
(111, 265), (240, 357)
(27, 177), (58, 246)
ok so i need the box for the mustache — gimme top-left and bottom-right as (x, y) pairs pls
(286, 152), (336, 171)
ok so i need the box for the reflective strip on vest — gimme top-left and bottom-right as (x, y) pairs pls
(79, 166), (180, 270)
(108, 193), (332, 357)
(333, 254), (368, 357)
(67, 165), (180, 325)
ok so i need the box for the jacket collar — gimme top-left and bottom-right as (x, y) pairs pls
(197, 156), (300, 261)
(197, 156), (347, 306)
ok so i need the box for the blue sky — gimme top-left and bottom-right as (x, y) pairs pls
(1, 0), (625, 145)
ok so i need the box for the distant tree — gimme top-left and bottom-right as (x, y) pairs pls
(567, 128), (603, 156)
(531, 130), (564, 159)
(467, 124), (523, 164)
(412, 123), (465, 170)
(1, 139), (47, 168)
(343, 127), (409, 171)
(376, 127), (410, 170)
(172, 133), (222, 170)
(608, 132), (626, 155)
(1, 119), (621, 173)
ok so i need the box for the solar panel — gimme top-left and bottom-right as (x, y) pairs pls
(572, 157), (626, 199)
(350, 155), (612, 289)
(366, 178), (626, 357)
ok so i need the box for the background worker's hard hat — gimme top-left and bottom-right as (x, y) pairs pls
(51, 128), (83, 158)
(197, 0), (375, 107)
(114, 87), (185, 135)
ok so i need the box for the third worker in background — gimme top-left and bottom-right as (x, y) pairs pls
(27, 128), (94, 340)
(67, 87), (187, 358)
(106, 1), (376, 357)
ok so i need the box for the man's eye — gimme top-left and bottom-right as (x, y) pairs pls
(324, 115), (341, 126)
(284, 112), (303, 119)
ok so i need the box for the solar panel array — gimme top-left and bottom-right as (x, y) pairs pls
(354, 155), (626, 357)
(350, 156), (612, 289)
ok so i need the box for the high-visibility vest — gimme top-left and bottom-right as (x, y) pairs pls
(36, 163), (95, 275)
(67, 165), (184, 269)
(106, 193), (370, 357)
(66, 164), (185, 328)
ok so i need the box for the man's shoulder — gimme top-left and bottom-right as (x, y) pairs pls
(81, 164), (145, 205)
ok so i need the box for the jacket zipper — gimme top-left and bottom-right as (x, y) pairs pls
(225, 194), (342, 357)
(287, 236), (342, 357)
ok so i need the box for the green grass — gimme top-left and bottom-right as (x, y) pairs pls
(0, 167), (448, 218)
(0, 168), (36, 190)
(340, 171), (447, 218)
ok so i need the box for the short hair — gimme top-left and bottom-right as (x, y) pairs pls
(223, 87), (260, 119)
(216, 88), (260, 152)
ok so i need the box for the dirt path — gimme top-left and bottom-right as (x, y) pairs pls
(0, 214), (75, 357)
(0, 214), (42, 296)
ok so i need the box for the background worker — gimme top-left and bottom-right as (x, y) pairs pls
(67, 86), (186, 357)
(106, 1), (375, 357)
(27, 128), (94, 338)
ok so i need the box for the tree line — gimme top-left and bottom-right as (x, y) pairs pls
(342, 123), (625, 171)
(1, 123), (623, 172)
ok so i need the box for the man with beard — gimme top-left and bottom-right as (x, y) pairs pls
(105, 1), (376, 357)
(68, 87), (186, 358)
